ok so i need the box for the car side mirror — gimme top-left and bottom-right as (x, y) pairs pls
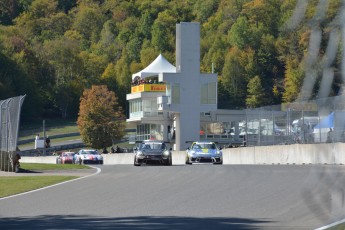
(169, 148), (172, 151)
(186, 147), (190, 150)
(219, 147), (222, 150)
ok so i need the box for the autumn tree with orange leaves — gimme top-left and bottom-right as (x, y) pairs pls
(77, 85), (126, 149)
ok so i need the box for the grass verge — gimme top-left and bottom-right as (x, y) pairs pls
(20, 163), (90, 170)
(18, 136), (82, 150)
(0, 163), (91, 198)
(327, 223), (345, 230)
(19, 119), (79, 139)
(0, 176), (78, 198)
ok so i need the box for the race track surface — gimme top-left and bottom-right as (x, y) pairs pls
(1, 164), (344, 230)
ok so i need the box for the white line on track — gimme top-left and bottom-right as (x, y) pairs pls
(315, 218), (345, 230)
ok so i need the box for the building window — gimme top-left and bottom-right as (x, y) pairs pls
(129, 99), (142, 118)
(201, 82), (216, 104)
(136, 124), (164, 141)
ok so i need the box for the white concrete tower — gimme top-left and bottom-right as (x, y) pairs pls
(158, 22), (218, 150)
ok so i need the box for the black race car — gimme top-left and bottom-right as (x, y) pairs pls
(134, 140), (172, 166)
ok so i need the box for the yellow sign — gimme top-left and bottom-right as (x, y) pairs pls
(131, 84), (166, 93)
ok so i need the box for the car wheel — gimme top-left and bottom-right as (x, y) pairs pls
(134, 157), (141, 166)
(164, 157), (171, 166)
(185, 156), (192, 165)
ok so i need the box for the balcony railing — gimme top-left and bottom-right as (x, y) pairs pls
(129, 111), (166, 119)
(131, 84), (166, 93)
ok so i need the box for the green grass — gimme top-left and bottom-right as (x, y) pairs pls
(19, 119), (79, 139)
(18, 135), (82, 150)
(0, 176), (78, 198)
(0, 163), (91, 198)
(327, 223), (345, 230)
(20, 163), (90, 170)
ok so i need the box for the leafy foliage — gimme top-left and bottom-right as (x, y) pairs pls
(246, 75), (265, 108)
(77, 85), (125, 149)
(0, 0), (343, 121)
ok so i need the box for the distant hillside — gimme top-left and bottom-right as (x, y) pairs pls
(0, 0), (343, 120)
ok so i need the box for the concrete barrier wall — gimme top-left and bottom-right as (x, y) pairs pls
(103, 153), (134, 165)
(20, 156), (57, 164)
(222, 143), (345, 165)
(20, 143), (345, 165)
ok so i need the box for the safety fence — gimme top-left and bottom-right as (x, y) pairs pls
(0, 96), (26, 172)
(242, 95), (345, 146)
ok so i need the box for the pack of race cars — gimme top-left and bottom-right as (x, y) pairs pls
(133, 140), (223, 166)
(56, 149), (103, 165)
(56, 141), (223, 166)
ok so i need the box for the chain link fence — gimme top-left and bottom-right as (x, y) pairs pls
(0, 95), (26, 172)
(242, 95), (345, 147)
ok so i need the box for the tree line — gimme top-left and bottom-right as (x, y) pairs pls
(0, 0), (343, 122)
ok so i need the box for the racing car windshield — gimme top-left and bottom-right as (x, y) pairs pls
(82, 150), (98, 155)
(194, 143), (217, 149)
(140, 142), (166, 150)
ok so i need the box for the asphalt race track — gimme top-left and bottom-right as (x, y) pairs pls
(1, 165), (345, 230)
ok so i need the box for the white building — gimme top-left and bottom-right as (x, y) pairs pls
(126, 22), (246, 150)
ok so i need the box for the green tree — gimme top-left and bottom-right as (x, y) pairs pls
(193, 0), (219, 23)
(246, 75), (265, 108)
(138, 11), (154, 40)
(0, 0), (20, 25)
(42, 37), (82, 86)
(95, 20), (120, 62)
(79, 50), (108, 85)
(0, 51), (42, 120)
(77, 85), (126, 149)
(282, 56), (304, 102)
(256, 34), (282, 104)
(41, 37), (85, 118)
(201, 35), (227, 74)
(151, 10), (175, 53)
(221, 47), (248, 108)
(48, 78), (82, 119)
(228, 16), (252, 49)
(242, 0), (282, 37)
(71, 0), (105, 49)
(140, 42), (160, 67)
(113, 50), (132, 111)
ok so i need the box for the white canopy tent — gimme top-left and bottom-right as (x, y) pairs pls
(132, 54), (176, 80)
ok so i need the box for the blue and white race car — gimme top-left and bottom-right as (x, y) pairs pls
(185, 141), (223, 164)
